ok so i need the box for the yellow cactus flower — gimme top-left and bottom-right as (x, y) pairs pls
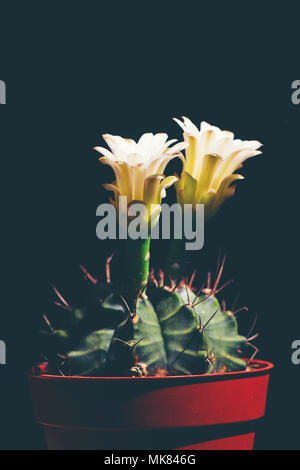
(94, 132), (186, 223)
(173, 117), (263, 219)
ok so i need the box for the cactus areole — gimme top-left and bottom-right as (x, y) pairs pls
(31, 118), (272, 450)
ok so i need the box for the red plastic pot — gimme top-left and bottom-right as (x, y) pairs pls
(29, 359), (273, 450)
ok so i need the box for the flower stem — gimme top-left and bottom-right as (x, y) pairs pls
(165, 237), (186, 282)
(118, 236), (151, 305)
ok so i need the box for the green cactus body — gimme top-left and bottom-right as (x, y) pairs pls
(133, 293), (208, 375)
(42, 282), (247, 377)
(176, 287), (247, 372)
(67, 329), (115, 376)
(130, 298), (168, 372)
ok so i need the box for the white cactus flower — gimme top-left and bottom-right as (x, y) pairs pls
(94, 132), (187, 221)
(173, 117), (263, 218)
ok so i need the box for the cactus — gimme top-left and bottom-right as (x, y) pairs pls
(38, 260), (249, 377)
(36, 118), (260, 378)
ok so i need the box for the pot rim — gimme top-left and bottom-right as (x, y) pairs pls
(30, 359), (273, 383)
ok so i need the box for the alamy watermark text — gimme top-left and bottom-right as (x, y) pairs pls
(0, 80), (6, 104)
(96, 197), (204, 250)
(291, 80), (300, 105)
(0, 340), (6, 364)
(291, 340), (300, 365)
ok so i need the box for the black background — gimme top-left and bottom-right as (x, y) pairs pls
(0, 2), (299, 450)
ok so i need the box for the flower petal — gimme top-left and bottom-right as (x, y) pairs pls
(144, 175), (165, 206)
(93, 146), (115, 160)
(159, 175), (178, 200)
(183, 133), (199, 178)
(175, 171), (197, 205)
(131, 165), (147, 201)
(103, 183), (120, 203)
(195, 153), (223, 202)
(215, 174), (245, 207)
(212, 149), (261, 189)
(199, 189), (217, 219)
(182, 116), (200, 135)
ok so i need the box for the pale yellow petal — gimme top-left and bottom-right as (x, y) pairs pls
(215, 174), (245, 207)
(175, 171), (197, 205)
(131, 165), (146, 201)
(102, 182), (120, 194)
(99, 157), (123, 188)
(93, 146), (115, 159)
(143, 175), (164, 206)
(149, 204), (162, 229)
(211, 149), (261, 190)
(199, 189), (217, 220)
(195, 153), (223, 202)
(184, 133), (200, 178)
(158, 175), (178, 203)
(116, 161), (133, 201)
